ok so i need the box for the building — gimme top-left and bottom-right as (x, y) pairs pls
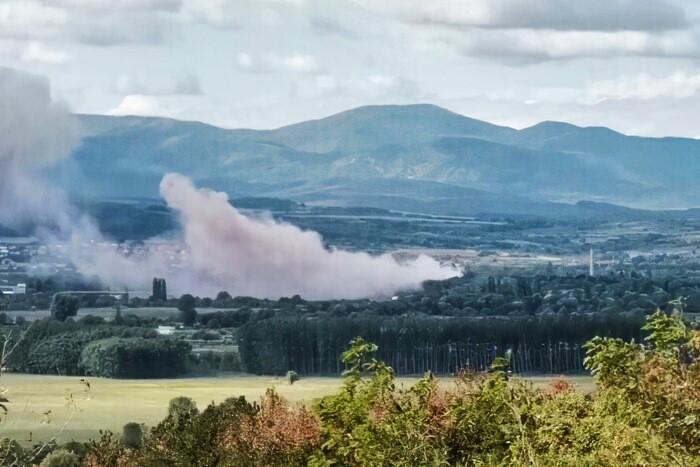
(0, 283), (26, 295)
(156, 325), (176, 336)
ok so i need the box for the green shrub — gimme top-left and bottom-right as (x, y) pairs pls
(122, 422), (144, 449)
(39, 449), (80, 467)
(286, 370), (299, 385)
(24, 328), (116, 375)
(219, 351), (241, 372)
(51, 295), (80, 322)
(0, 438), (30, 466)
(168, 396), (199, 423)
(191, 329), (222, 341)
(79, 337), (191, 378)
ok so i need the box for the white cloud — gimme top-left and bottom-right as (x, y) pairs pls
(236, 52), (254, 69)
(462, 70), (700, 136)
(107, 90), (206, 120)
(179, 0), (305, 28)
(433, 91), (700, 138)
(0, 0), (179, 46)
(309, 16), (357, 39)
(365, 74), (422, 98)
(519, 71), (700, 106)
(236, 52), (322, 74)
(180, 0), (232, 26)
(354, 0), (697, 63)
(54, 0), (182, 12)
(294, 73), (429, 102)
(20, 42), (69, 64)
(586, 71), (700, 101)
(281, 53), (320, 73)
(4, 0), (700, 139)
(270, 0), (308, 5)
(443, 28), (700, 63)
(71, 10), (176, 46)
(357, 0), (687, 32)
(114, 74), (202, 96)
(235, 52), (275, 73)
(172, 74), (203, 95)
(108, 95), (161, 116)
(0, 1), (67, 39)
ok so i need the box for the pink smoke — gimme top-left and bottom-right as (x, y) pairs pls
(157, 173), (458, 299)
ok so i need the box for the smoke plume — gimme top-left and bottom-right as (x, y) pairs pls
(73, 175), (459, 299)
(0, 68), (81, 233)
(1, 68), (458, 299)
(156, 174), (457, 299)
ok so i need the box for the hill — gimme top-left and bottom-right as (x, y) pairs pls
(51, 104), (700, 217)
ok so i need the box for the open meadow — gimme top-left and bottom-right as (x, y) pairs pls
(6, 307), (187, 322)
(0, 373), (595, 444)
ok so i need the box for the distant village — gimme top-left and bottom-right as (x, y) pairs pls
(0, 237), (188, 300)
(3, 222), (700, 304)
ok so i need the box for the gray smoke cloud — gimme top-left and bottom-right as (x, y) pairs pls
(72, 174), (459, 299)
(156, 174), (458, 299)
(0, 67), (81, 233)
(1, 67), (458, 299)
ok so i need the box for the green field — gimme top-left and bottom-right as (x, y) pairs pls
(6, 306), (234, 323)
(0, 373), (595, 444)
(6, 307), (185, 322)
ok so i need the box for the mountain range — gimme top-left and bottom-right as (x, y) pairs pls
(54, 104), (700, 218)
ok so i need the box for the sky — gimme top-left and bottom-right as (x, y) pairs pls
(2, 0), (700, 137)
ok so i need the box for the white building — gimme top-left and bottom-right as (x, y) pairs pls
(156, 325), (176, 336)
(0, 283), (26, 295)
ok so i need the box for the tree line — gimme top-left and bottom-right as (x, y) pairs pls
(1, 317), (190, 379)
(238, 312), (646, 375)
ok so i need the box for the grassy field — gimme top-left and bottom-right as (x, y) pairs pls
(0, 373), (595, 444)
(5, 306), (229, 322)
(5, 307), (178, 322)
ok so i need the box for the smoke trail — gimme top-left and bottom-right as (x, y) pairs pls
(157, 173), (458, 299)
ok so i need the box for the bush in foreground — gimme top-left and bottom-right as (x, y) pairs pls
(84, 392), (318, 466)
(39, 449), (80, 467)
(121, 422), (143, 449)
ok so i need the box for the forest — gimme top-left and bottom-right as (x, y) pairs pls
(3, 269), (699, 379)
(237, 313), (645, 375)
(0, 317), (195, 379)
(2, 311), (698, 466)
(201, 270), (697, 375)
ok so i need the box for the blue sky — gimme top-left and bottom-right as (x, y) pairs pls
(2, 0), (700, 136)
